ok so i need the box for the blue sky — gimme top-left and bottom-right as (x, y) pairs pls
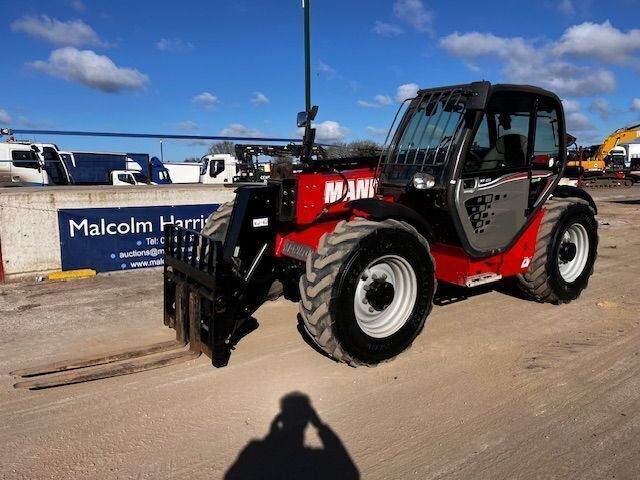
(2, 0), (640, 160)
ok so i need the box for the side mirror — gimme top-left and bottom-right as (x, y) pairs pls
(297, 105), (319, 128)
(297, 111), (309, 128)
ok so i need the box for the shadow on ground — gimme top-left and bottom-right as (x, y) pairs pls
(225, 392), (359, 480)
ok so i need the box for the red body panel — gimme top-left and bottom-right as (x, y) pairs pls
(274, 220), (341, 260)
(295, 168), (377, 225)
(431, 209), (544, 286)
(273, 167), (546, 288)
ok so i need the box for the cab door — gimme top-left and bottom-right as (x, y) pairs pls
(9, 147), (45, 186)
(453, 94), (534, 254)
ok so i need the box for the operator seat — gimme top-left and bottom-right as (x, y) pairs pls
(480, 134), (528, 170)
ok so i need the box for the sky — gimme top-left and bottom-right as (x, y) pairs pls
(2, 0), (640, 160)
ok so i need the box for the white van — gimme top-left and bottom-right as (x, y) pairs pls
(0, 142), (50, 187)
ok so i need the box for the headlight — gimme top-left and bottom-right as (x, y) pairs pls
(412, 172), (436, 190)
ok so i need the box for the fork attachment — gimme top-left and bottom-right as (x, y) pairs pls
(163, 225), (236, 367)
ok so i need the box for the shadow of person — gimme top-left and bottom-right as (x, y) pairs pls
(225, 392), (359, 480)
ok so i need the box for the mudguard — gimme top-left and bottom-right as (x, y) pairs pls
(552, 185), (597, 214)
(347, 198), (435, 242)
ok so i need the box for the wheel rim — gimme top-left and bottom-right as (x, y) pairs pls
(558, 223), (590, 283)
(353, 255), (418, 339)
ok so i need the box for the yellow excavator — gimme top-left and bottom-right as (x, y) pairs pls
(567, 123), (640, 187)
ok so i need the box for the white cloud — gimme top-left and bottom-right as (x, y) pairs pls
(251, 92), (270, 106)
(440, 31), (616, 96)
(552, 20), (640, 64)
(177, 121), (198, 132)
(11, 15), (102, 47)
(559, 100), (597, 133)
(19, 116), (55, 129)
(297, 120), (349, 143)
(219, 124), (264, 138)
(396, 83), (419, 102)
(317, 61), (337, 79)
(558, 0), (574, 15)
(562, 99), (581, 114)
(372, 21), (404, 37)
(566, 112), (596, 132)
(374, 95), (392, 106)
(393, 0), (433, 33)
(70, 0), (86, 12)
(0, 109), (11, 124)
(156, 38), (194, 53)
(631, 98), (640, 111)
(193, 92), (220, 108)
(588, 99), (610, 121)
(366, 126), (389, 138)
(358, 94), (393, 109)
(537, 63), (616, 97)
(30, 47), (148, 93)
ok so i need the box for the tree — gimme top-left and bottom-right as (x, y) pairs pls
(347, 140), (381, 157)
(325, 140), (381, 159)
(209, 141), (236, 156)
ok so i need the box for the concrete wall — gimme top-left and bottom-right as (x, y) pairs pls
(0, 185), (236, 282)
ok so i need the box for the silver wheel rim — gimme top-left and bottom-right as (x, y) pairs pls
(353, 255), (418, 339)
(558, 223), (589, 283)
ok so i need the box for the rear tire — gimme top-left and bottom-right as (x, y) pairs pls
(299, 219), (436, 366)
(517, 197), (598, 304)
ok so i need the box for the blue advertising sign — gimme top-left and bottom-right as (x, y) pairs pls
(58, 204), (219, 272)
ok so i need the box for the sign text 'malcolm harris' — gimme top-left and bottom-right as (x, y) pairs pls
(67, 214), (209, 238)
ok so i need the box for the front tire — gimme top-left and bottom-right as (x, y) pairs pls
(299, 219), (436, 366)
(517, 197), (598, 304)
(201, 201), (233, 241)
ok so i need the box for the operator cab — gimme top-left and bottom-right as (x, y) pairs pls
(378, 81), (565, 256)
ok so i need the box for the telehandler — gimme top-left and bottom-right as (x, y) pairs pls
(12, 1), (598, 389)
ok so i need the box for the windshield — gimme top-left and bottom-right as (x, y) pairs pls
(42, 147), (69, 185)
(133, 172), (146, 183)
(381, 89), (467, 183)
(199, 157), (208, 176)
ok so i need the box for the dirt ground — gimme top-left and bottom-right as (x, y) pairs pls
(1, 188), (639, 480)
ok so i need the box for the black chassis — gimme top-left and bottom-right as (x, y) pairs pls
(164, 183), (298, 367)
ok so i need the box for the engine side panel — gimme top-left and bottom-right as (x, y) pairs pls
(295, 168), (377, 225)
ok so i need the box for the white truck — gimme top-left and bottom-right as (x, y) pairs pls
(0, 142), (71, 187)
(199, 154), (238, 184)
(165, 153), (271, 185)
(164, 162), (202, 184)
(621, 143), (640, 171)
(165, 154), (241, 185)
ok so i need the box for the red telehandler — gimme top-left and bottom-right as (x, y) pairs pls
(12, 3), (598, 389)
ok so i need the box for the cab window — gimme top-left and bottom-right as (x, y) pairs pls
(118, 173), (135, 185)
(533, 99), (561, 171)
(464, 95), (533, 173)
(11, 150), (40, 169)
(209, 160), (225, 178)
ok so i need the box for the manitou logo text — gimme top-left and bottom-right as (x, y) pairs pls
(324, 178), (377, 204)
